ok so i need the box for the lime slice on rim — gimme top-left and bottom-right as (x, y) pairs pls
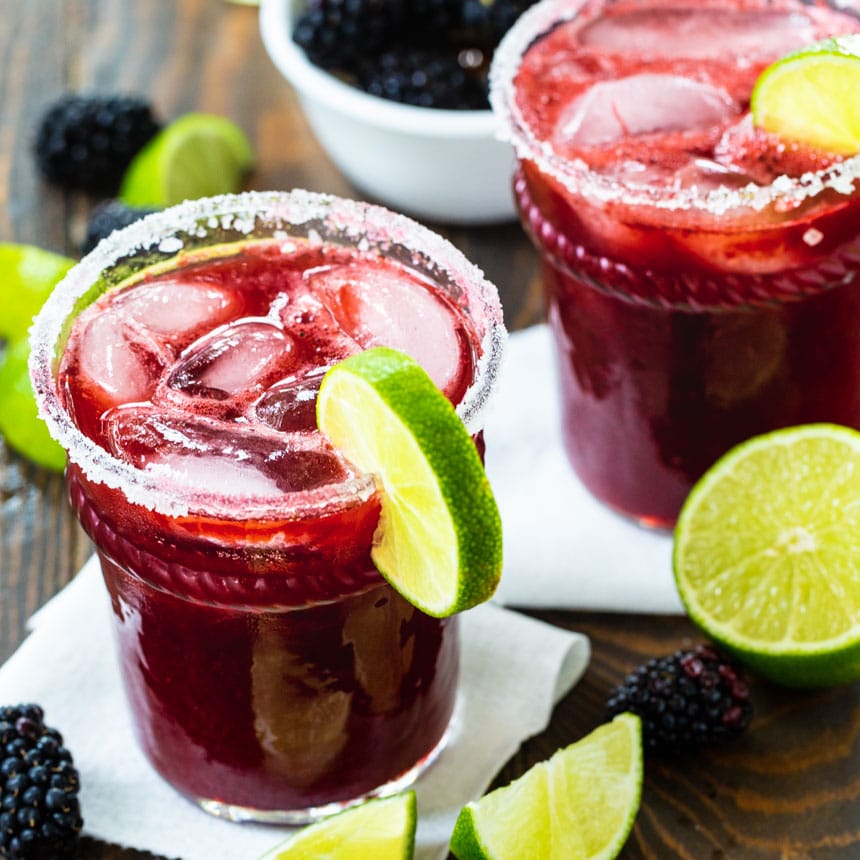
(258, 791), (416, 859)
(450, 713), (643, 860)
(317, 346), (502, 618)
(674, 424), (860, 688)
(751, 35), (860, 154)
(119, 113), (254, 207)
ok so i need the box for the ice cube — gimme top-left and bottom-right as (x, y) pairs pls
(105, 406), (350, 495)
(167, 320), (295, 401)
(554, 74), (736, 148)
(578, 8), (818, 60)
(78, 306), (168, 406)
(255, 370), (326, 434)
(116, 280), (241, 350)
(305, 264), (467, 397)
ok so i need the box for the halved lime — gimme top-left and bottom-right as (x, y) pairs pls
(450, 713), (642, 860)
(751, 35), (860, 154)
(674, 424), (860, 688)
(0, 243), (74, 343)
(316, 346), (502, 618)
(119, 113), (254, 207)
(258, 791), (416, 860)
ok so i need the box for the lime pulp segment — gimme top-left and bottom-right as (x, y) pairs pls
(258, 791), (416, 860)
(674, 424), (860, 687)
(317, 346), (502, 618)
(450, 713), (643, 860)
(751, 35), (860, 154)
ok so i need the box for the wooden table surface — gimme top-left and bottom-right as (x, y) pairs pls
(0, 2), (857, 858)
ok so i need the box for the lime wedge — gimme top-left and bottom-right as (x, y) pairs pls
(0, 243), (75, 343)
(751, 35), (860, 154)
(258, 792), (416, 860)
(674, 424), (860, 688)
(0, 244), (74, 471)
(119, 113), (254, 207)
(0, 339), (66, 471)
(450, 713), (643, 860)
(317, 346), (502, 617)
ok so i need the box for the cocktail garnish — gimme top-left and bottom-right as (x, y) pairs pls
(317, 346), (503, 617)
(751, 35), (860, 154)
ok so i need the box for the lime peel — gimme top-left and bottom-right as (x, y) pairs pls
(258, 791), (416, 860)
(450, 713), (643, 860)
(317, 346), (502, 618)
(751, 34), (860, 155)
(674, 424), (860, 688)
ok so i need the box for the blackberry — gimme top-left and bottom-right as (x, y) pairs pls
(292, 0), (401, 70)
(81, 200), (159, 255)
(461, 0), (538, 47)
(357, 48), (489, 110)
(34, 94), (161, 193)
(411, 0), (463, 44)
(606, 645), (753, 753)
(0, 704), (82, 859)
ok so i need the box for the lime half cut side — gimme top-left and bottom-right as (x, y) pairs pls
(751, 34), (860, 154)
(674, 424), (860, 688)
(317, 346), (502, 618)
(258, 791), (416, 860)
(119, 113), (254, 207)
(450, 713), (643, 860)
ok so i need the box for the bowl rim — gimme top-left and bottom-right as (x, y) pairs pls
(259, 0), (501, 139)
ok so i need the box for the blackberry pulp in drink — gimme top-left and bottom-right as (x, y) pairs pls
(492, 0), (860, 526)
(30, 192), (505, 821)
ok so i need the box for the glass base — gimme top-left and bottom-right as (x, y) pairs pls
(190, 708), (455, 825)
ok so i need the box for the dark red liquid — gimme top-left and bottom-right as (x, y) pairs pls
(59, 242), (477, 814)
(510, 0), (860, 526)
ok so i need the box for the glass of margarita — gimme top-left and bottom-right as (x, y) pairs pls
(29, 190), (505, 822)
(491, 0), (860, 527)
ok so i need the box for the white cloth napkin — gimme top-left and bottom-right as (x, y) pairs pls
(0, 555), (589, 860)
(484, 324), (683, 614)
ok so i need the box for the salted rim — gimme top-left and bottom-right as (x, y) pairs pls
(489, 0), (860, 216)
(29, 189), (507, 520)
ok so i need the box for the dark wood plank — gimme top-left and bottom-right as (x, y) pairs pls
(0, 1), (858, 858)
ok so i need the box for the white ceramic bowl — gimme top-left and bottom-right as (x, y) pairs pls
(259, 0), (517, 224)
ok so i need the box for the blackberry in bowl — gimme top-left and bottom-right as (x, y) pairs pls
(259, 0), (522, 224)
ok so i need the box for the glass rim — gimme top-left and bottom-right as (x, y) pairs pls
(488, 0), (860, 216)
(29, 189), (507, 521)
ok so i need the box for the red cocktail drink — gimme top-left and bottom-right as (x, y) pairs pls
(491, 0), (860, 526)
(30, 191), (505, 821)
